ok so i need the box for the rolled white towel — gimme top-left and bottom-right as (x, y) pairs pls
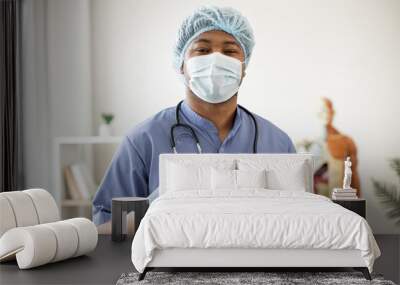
(42, 221), (79, 262)
(0, 218), (98, 269)
(0, 196), (17, 237)
(63, 218), (98, 257)
(23, 189), (60, 224)
(0, 189), (59, 238)
(0, 191), (39, 227)
(0, 225), (57, 268)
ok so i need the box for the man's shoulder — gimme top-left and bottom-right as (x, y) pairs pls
(248, 111), (295, 152)
(125, 105), (176, 144)
(252, 113), (291, 141)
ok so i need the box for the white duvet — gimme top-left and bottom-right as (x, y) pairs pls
(131, 190), (381, 273)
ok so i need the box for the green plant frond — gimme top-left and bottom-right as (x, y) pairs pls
(390, 158), (400, 180)
(387, 208), (400, 218)
(372, 170), (400, 226)
(372, 180), (398, 200)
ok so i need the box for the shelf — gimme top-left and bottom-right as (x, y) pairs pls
(55, 136), (123, 145)
(61, 199), (92, 207)
(54, 136), (121, 219)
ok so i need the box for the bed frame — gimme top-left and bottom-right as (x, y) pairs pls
(139, 248), (371, 280)
(138, 154), (372, 281)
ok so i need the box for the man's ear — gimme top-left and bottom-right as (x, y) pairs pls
(241, 69), (246, 82)
(241, 63), (246, 79)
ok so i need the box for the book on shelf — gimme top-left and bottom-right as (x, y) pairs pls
(332, 192), (357, 197)
(64, 166), (83, 200)
(332, 196), (359, 200)
(333, 188), (357, 193)
(332, 187), (358, 200)
(332, 194), (358, 200)
(64, 163), (97, 201)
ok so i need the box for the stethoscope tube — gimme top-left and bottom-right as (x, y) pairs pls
(171, 100), (258, 153)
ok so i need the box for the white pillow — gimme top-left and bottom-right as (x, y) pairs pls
(211, 168), (236, 190)
(211, 168), (268, 190)
(266, 167), (306, 191)
(166, 160), (236, 192)
(166, 162), (210, 191)
(237, 169), (268, 189)
(238, 159), (307, 191)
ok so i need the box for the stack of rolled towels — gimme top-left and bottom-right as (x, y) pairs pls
(332, 188), (358, 200)
(0, 189), (97, 269)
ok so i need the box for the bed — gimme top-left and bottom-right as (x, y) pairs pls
(131, 154), (381, 280)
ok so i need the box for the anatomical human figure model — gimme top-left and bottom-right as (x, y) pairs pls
(317, 98), (361, 197)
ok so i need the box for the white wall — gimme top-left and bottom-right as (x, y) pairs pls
(90, 0), (400, 234)
(22, 0), (51, 191)
(47, 0), (92, 138)
(22, 0), (93, 200)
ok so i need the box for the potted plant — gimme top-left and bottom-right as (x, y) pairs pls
(99, 113), (114, 136)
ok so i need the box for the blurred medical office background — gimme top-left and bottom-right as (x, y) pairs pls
(2, 0), (399, 235)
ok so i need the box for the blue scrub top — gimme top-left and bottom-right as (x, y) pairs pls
(92, 100), (296, 225)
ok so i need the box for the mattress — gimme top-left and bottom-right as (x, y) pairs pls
(131, 189), (381, 273)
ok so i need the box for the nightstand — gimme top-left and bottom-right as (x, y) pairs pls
(111, 197), (149, 242)
(332, 198), (366, 218)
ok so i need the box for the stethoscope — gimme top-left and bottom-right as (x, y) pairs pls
(170, 100), (259, 154)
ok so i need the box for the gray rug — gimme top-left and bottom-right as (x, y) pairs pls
(116, 271), (396, 285)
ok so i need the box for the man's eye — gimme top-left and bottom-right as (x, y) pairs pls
(195, 48), (209, 53)
(224, 50), (237, 54)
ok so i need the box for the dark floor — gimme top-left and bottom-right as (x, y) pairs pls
(374, 235), (400, 284)
(0, 234), (398, 284)
(0, 236), (134, 284)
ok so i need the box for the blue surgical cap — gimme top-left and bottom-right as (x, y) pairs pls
(173, 6), (255, 72)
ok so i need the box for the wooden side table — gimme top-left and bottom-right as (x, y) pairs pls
(332, 198), (366, 218)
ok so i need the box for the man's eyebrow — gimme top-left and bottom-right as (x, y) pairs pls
(223, 40), (239, 46)
(193, 38), (211, 44)
(192, 38), (240, 46)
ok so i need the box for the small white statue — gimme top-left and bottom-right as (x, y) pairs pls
(343, 156), (352, 189)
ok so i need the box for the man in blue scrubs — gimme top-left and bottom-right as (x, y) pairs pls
(92, 6), (296, 226)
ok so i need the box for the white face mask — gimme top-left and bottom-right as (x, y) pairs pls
(184, 52), (243, 104)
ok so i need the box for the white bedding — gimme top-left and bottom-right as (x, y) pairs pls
(131, 189), (380, 273)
